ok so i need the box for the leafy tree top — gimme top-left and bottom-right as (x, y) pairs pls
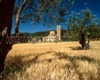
(14, 0), (74, 26)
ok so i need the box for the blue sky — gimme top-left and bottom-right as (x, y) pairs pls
(11, 0), (100, 33)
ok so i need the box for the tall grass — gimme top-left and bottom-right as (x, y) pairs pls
(4, 41), (100, 80)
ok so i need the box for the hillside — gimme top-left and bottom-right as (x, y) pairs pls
(11, 29), (67, 37)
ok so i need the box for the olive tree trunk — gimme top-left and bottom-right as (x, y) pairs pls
(79, 30), (86, 50)
(0, 0), (15, 79)
(15, 0), (27, 34)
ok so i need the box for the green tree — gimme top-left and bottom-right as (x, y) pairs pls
(67, 8), (99, 49)
(0, 0), (74, 79)
(14, 0), (74, 34)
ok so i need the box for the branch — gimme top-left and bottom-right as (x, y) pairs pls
(15, 0), (28, 34)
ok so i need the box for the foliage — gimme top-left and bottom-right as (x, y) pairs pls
(66, 8), (100, 41)
(13, 0), (74, 29)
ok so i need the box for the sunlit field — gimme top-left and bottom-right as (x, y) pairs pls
(4, 41), (100, 80)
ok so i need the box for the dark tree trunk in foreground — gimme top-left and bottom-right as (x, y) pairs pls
(15, 0), (27, 34)
(0, 0), (15, 79)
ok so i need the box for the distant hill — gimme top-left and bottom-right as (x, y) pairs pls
(11, 29), (67, 37)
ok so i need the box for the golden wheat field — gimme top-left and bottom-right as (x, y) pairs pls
(4, 41), (100, 80)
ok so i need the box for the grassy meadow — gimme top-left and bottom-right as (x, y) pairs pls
(4, 41), (100, 80)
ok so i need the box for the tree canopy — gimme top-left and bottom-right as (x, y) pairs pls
(14, 0), (74, 34)
(66, 8), (100, 41)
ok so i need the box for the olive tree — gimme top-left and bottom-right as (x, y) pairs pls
(67, 8), (99, 49)
(0, 0), (74, 79)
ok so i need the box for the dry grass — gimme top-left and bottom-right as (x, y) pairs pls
(4, 41), (100, 80)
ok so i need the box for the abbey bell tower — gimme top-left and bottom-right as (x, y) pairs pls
(57, 25), (61, 41)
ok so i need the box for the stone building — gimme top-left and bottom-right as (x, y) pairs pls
(42, 25), (62, 42)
